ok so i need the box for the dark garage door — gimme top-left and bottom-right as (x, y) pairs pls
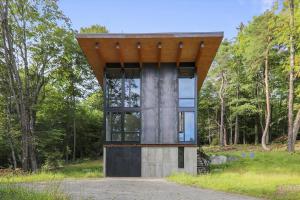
(106, 147), (141, 177)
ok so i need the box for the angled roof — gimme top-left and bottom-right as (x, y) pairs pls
(76, 32), (223, 89)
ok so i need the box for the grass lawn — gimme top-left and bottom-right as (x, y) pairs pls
(0, 159), (103, 184)
(0, 159), (103, 200)
(168, 144), (300, 200)
(0, 184), (69, 200)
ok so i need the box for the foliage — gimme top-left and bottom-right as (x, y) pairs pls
(198, 1), (300, 146)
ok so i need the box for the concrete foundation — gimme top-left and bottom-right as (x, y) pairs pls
(141, 147), (197, 177)
(103, 146), (197, 177)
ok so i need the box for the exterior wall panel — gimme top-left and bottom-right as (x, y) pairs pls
(141, 147), (197, 177)
(141, 64), (178, 144)
(141, 64), (159, 144)
(159, 64), (178, 144)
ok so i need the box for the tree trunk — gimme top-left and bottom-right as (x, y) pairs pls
(243, 131), (246, 144)
(224, 127), (227, 146)
(1, 0), (38, 171)
(287, 0), (295, 152)
(262, 49), (271, 151)
(6, 104), (17, 170)
(292, 109), (300, 145)
(208, 111), (211, 145)
(73, 116), (76, 161)
(29, 113), (37, 172)
(234, 85), (239, 145)
(234, 116), (239, 145)
(219, 71), (225, 147)
(229, 124), (233, 145)
(255, 118), (259, 145)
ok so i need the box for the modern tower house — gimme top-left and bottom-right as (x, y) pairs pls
(76, 32), (223, 177)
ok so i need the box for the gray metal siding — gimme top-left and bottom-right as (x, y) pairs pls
(141, 64), (159, 144)
(141, 64), (178, 144)
(159, 64), (178, 144)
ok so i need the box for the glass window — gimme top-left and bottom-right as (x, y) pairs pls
(106, 111), (141, 143)
(179, 99), (195, 107)
(178, 67), (196, 143)
(106, 68), (140, 108)
(178, 112), (195, 142)
(106, 68), (122, 107)
(124, 68), (140, 107)
(124, 112), (140, 142)
(105, 67), (141, 143)
(124, 132), (140, 142)
(179, 78), (195, 99)
(184, 112), (195, 142)
(107, 112), (122, 141)
(124, 112), (140, 132)
(111, 113), (122, 132)
(178, 147), (184, 168)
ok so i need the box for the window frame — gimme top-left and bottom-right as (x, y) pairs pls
(104, 65), (142, 144)
(177, 66), (197, 144)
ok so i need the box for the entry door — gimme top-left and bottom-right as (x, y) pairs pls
(106, 147), (141, 177)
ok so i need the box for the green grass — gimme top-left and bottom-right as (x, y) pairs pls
(168, 145), (300, 200)
(0, 159), (103, 184)
(0, 184), (69, 200)
(0, 159), (102, 199)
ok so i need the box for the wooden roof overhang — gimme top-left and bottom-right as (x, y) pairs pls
(76, 32), (223, 90)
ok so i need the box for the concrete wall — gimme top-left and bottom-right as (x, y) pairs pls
(141, 64), (178, 144)
(141, 147), (197, 177)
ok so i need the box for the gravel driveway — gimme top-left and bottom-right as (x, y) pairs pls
(22, 178), (261, 200)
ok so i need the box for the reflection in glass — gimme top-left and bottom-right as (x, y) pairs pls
(106, 112), (141, 142)
(178, 112), (195, 142)
(125, 78), (140, 107)
(124, 132), (140, 141)
(124, 112), (140, 132)
(124, 68), (140, 107)
(111, 113), (122, 132)
(179, 78), (195, 99)
(105, 67), (141, 143)
(179, 99), (195, 107)
(184, 112), (195, 142)
(106, 68), (122, 107)
(111, 133), (121, 141)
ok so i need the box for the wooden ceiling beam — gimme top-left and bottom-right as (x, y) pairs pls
(137, 42), (143, 68)
(195, 41), (205, 67)
(95, 42), (105, 62)
(115, 42), (124, 68)
(94, 42), (105, 85)
(196, 41), (205, 88)
(176, 42), (183, 68)
(157, 42), (162, 68)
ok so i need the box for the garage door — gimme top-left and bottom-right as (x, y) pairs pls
(106, 147), (141, 177)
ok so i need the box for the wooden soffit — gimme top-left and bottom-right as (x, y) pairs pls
(76, 32), (223, 90)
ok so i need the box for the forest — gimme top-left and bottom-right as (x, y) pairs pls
(0, 0), (299, 172)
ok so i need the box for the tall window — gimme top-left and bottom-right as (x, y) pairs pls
(178, 67), (196, 143)
(105, 67), (141, 143)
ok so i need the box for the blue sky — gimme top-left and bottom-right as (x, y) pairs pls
(58, 0), (275, 39)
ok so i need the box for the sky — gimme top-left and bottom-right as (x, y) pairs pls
(58, 0), (275, 39)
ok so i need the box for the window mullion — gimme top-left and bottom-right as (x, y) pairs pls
(122, 70), (125, 142)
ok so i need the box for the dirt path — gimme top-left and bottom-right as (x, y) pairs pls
(22, 178), (261, 200)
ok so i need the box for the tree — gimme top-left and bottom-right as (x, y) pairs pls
(242, 10), (278, 150)
(0, 0), (71, 171)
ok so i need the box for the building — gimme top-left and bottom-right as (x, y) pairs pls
(76, 32), (223, 177)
